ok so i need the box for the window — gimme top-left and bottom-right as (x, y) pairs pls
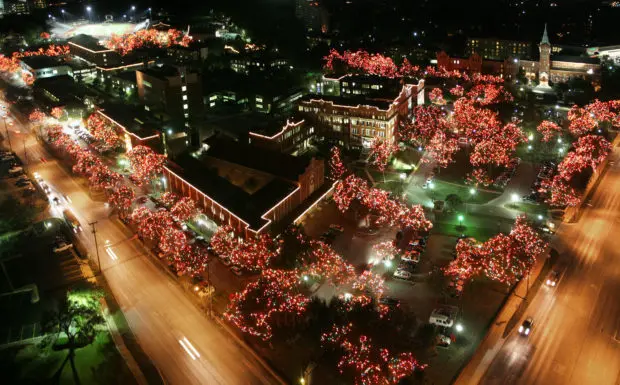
(143, 80), (152, 88)
(182, 86), (187, 91)
(183, 104), (188, 109)
(210, 102), (215, 107)
(209, 95), (217, 101)
(184, 113), (189, 118)
(183, 95), (187, 101)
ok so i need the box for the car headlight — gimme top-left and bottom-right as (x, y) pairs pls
(519, 326), (523, 333)
(551, 281), (556, 286)
(546, 279), (551, 285)
(525, 328), (530, 335)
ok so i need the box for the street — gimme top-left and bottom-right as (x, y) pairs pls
(480, 149), (620, 385)
(4, 112), (282, 384)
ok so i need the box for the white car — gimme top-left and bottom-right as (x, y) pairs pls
(518, 317), (534, 336)
(393, 269), (413, 280)
(53, 241), (74, 253)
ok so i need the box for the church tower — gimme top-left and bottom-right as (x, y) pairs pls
(538, 23), (551, 86)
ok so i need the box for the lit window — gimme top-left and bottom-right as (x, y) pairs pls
(182, 95), (187, 100)
(183, 104), (188, 109)
(184, 113), (189, 118)
(210, 102), (215, 107)
(182, 86), (187, 91)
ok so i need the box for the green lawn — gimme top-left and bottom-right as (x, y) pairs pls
(503, 202), (549, 216)
(426, 180), (499, 205)
(432, 212), (514, 241)
(1, 332), (137, 385)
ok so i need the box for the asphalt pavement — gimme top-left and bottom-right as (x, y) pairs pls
(3, 109), (283, 385)
(479, 148), (620, 385)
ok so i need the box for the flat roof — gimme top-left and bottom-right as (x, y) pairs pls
(170, 154), (298, 229)
(68, 34), (111, 52)
(34, 75), (98, 105)
(139, 64), (180, 80)
(96, 102), (160, 140)
(551, 55), (600, 65)
(20, 55), (66, 70)
(202, 136), (313, 181)
(300, 93), (394, 110)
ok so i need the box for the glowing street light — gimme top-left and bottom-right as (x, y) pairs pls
(399, 172), (407, 180)
(458, 214), (464, 226)
(469, 188), (476, 196)
(131, 5), (136, 11)
(455, 323), (464, 332)
(511, 193), (520, 203)
(383, 259), (393, 268)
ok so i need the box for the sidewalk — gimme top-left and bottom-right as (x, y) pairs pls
(452, 244), (552, 385)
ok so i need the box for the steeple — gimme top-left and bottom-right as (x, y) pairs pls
(541, 23), (550, 45)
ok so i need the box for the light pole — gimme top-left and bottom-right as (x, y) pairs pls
(61, 9), (65, 22)
(86, 6), (92, 22)
(467, 188), (476, 214)
(89, 221), (102, 272)
(458, 214), (464, 229)
(3, 117), (12, 152)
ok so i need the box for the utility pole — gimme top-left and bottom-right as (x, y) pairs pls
(206, 261), (213, 317)
(89, 221), (101, 272)
(4, 117), (12, 152)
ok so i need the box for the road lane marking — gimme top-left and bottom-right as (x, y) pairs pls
(183, 337), (201, 358)
(105, 240), (118, 261)
(178, 338), (197, 360)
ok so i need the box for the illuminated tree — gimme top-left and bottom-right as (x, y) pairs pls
(127, 145), (166, 185)
(429, 88), (444, 104)
(51, 107), (64, 120)
(88, 165), (122, 190)
(369, 138), (398, 176)
(107, 186), (135, 218)
(224, 269), (309, 341)
(372, 241), (399, 263)
(72, 151), (102, 176)
(40, 32), (51, 40)
(159, 192), (179, 208)
(321, 323), (425, 385)
(87, 113), (123, 149)
(170, 197), (198, 222)
(536, 120), (562, 143)
(444, 216), (547, 286)
(466, 168), (493, 187)
(29, 109), (45, 122)
(425, 130), (459, 168)
(542, 176), (581, 207)
(573, 134), (611, 170)
(329, 146), (347, 180)
(105, 29), (192, 56)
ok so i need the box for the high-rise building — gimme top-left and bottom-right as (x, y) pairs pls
(295, 0), (328, 33)
(136, 65), (203, 144)
(32, 0), (46, 9)
(5, 0), (28, 15)
(466, 38), (533, 60)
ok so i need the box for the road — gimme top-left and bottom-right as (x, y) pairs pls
(480, 149), (620, 385)
(3, 111), (282, 385)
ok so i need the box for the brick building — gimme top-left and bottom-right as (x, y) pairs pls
(162, 137), (325, 238)
(248, 118), (315, 154)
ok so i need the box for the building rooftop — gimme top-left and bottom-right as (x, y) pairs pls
(551, 55), (600, 65)
(139, 64), (181, 80)
(248, 116), (303, 137)
(202, 136), (313, 181)
(33, 75), (98, 107)
(114, 70), (138, 83)
(20, 55), (66, 70)
(170, 153), (298, 229)
(96, 102), (160, 140)
(68, 34), (111, 52)
(299, 93), (394, 110)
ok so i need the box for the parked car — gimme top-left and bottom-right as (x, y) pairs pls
(378, 297), (401, 309)
(329, 224), (344, 233)
(53, 240), (74, 253)
(8, 166), (23, 175)
(518, 317), (534, 336)
(393, 269), (413, 280)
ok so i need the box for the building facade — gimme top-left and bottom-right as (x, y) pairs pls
(68, 35), (121, 68)
(136, 65), (204, 142)
(248, 119), (315, 154)
(162, 137), (325, 238)
(19, 56), (71, 80)
(298, 80), (424, 147)
(466, 37), (533, 60)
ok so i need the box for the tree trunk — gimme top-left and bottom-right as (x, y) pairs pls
(68, 348), (82, 385)
(52, 352), (71, 384)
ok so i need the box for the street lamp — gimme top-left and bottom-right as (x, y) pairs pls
(511, 193), (520, 203)
(61, 9), (66, 22)
(467, 188), (476, 214)
(455, 323), (464, 333)
(458, 214), (464, 227)
(86, 6), (92, 21)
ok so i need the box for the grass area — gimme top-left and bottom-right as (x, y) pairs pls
(432, 212), (514, 241)
(503, 202), (549, 216)
(0, 332), (137, 385)
(516, 141), (566, 164)
(426, 180), (499, 205)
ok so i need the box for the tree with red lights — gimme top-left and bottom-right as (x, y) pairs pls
(372, 241), (399, 263)
(369, 139), (398, 181)
(169, 244), (209, 278)
(88, 165), (122, 190)
(50, 107), (64, 120)
(542, 175), (581, 207)
(444, 215), (547, 286)
(425, 130), (459, 168)
(224, 269), (310, 341)
(429, 88), (444, 104)
(46, 124), (63, 143)
(466, 168), (493, 187)
(536, 120), (562, 143)
(127, 145), (166, 185)
(210, 225), (236, 258)
(87, 113), (123, 149)
(108, 186), (135, 218)
(329, 146), (347, 181)
(567, 105), (598, 136)
(450, 85), (464, 97)
(211, 225), (280, 272)
(321, 323), (425, 385)
(105, 29), (192, 56)
(29, 110), (45, 122)
(574, 134), (611, 170)
(159, 192), (179, 208)
(72, 151), (102, 176)
(170, 197), (198, 222)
